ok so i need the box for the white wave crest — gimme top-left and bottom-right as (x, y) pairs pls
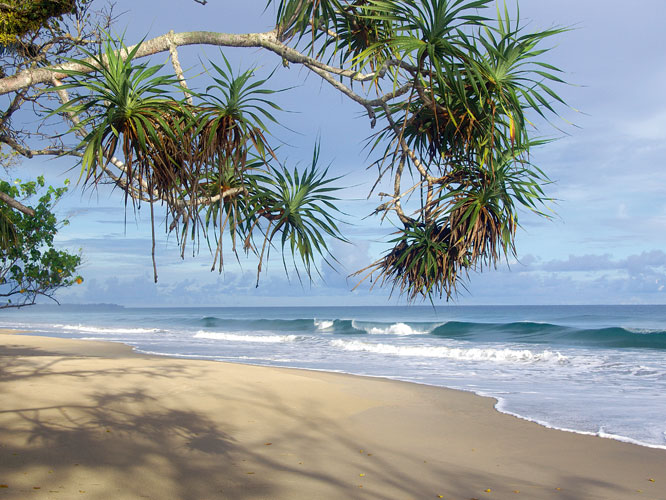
(357, 321), (426, 336)
(330, 339), (568, 364)
(194, 331), (297, 343)
(53, 324), (160, 334)
(314, 320), (335, 330)
(625, 327), (665, 335)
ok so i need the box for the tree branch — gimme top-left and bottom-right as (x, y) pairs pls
(167, 30), (192, 105)
(0, 133), (70, 158)
(0, 30), (389, 96)
(0, 191), (35, 217)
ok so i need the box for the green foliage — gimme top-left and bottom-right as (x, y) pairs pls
(355, 222), (459, 301)
(50, 35), (186, 197)
(52, 38), (346, 284)
(247, 143), (347, 283)
(194, 54), (282, 187)
(354, 147), (549, 300)
(32, 0), (570, 301)
(0, 177), (82, 309)
(341, 0), (567, 299)
(0, 0), (76, 47)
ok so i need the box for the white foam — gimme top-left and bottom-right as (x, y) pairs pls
(194, 331), (297, 343)
(314, 320), (334, 330)
(494, 399), (666, 450)
(53, 324), (161, 334)
(630, 365), (661, 377)
(361, 322), (426, 336)
(139, 350), (221, 359)
(625, 327), (665, 335)
(330, 339), (568, 364)
(595, 428), (666, 449)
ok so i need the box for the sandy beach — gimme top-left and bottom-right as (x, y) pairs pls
(0, 330), (664, 500)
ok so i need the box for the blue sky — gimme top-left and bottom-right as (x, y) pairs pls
(16, 0), (666, 306)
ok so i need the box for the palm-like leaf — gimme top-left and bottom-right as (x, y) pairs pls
(247, 143), (347, 284)
(0, 207), (18, 250)
(268, 0), (341, 41)
(351, 222), (462, 301)
(355, 145), (552, 300)
(195, 55), (282, 173)
(50, 36), (184, 184)
(362, 0), (567, 170)
(34, 3), (568, 300)
(314, 0), (395, 72)
(355, 0), (490, 70)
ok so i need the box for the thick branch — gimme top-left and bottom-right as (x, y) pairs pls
(0, 191), (35, 217)
(0, 30), (388, 96)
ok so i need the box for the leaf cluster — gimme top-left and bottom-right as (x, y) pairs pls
(269, 0), (569, 299)
(0, 0), (572, 302)
(0, 177), (82, 308)
(51, 36), (346, 284)
(0, 0), (76, 47)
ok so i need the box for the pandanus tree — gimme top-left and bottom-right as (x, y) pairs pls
(0, 0), (569, 301)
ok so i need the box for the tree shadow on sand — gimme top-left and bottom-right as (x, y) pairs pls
(0, 351), (376, 499)
(0, 349), (659, 500)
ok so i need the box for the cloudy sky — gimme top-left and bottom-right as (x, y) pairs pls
(17, 0), (666, 306)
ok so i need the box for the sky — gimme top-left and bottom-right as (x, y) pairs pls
(13, 0), (666, 306)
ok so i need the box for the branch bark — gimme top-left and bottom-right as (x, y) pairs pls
(0, 30), (388, 96)
(0, 191), (35, 216)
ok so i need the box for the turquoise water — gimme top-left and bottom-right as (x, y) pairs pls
(3, 304), (666, 448)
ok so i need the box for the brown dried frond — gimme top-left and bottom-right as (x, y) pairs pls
(352, 223), (469, 301)
(436, 168), (517, 270)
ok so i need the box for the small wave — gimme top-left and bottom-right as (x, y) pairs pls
(198, 317), (316, 332)
(562, 327), (666, 349)
(53, 324), (161, 334)
(197, 317), (436, 336)
(330, 339), (568, 364)
(194, 331), (298, 343)
(429, 321), (666, 349)
(349, 320), (438, 336)
(431, 320), (568, 339)
(200, 316), (222, 328)
(315, 319), (365, 335)
(625, 327), (666, 335)
(363, 322), (428, 336)
(315, 319), (432, 336)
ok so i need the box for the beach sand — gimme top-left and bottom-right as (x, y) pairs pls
(0, 331), (664, 500)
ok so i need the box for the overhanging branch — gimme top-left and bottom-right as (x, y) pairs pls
(0, 191), (35, 216)
(0, 30), (386, 95)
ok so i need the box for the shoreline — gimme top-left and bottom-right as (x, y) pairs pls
(1, 330), (665, 499)
(12, 326), (666, 452)
(8, 328), (666, 452)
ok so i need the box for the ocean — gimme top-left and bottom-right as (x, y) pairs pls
(2, 304), (666, 449)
